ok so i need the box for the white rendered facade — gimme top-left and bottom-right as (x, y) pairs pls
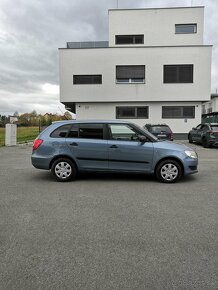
(59, 7), (212, 133)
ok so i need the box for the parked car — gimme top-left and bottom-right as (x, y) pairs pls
(31, 120), (198, 183)
(188, 123), (218, 148)
(144, 124), (173, 141)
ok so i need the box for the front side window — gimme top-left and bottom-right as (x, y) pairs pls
(116, 65), (145, 83)
(175, 24), (197, 34)
(164, 65), (193, 83)
(109, 124), (139, 141)
(73, 75), (102, 85)
(116, 106), (148, 119)
(162, 106), (195, 119)
(115, 35), (144, 45)
(79, 124), (104, 139)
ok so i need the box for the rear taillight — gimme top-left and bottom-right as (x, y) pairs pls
(33, 139), (43, 150)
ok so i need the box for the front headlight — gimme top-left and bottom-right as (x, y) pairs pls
(184, 150), (198, 159)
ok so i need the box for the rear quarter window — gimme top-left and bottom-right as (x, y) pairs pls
(50, 124), (72, 138)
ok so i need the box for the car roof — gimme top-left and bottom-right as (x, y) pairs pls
(52, 120), (135, 125)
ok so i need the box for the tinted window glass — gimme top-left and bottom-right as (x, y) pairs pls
(116, 106), (148, 119)
(50, 124), (71, 138)
(162, 106), (195, 118)
(175, 24), (197, 34)
(115, 35), (144, 45)
(67, 124), (79, 138)
(79, 124), (104, 139)
(73, 75), (102, 84)
(164, 65), (193, 83)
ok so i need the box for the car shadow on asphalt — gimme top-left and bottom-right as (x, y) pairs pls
(31, 170), (197, 184)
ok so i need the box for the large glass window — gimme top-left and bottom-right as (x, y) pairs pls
(116, 106), (148, 119)
(162, 106), (195, 119)
(115, 35), (144, 45)
(175, 24), (197, 34)
(73, 75), (102, 85)
(116, 65), (145, 83)
(164, 65), (193, 83)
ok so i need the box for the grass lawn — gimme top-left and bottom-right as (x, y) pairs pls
(0, 127), (39, 146)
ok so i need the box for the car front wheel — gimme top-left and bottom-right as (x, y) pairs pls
(156, 159), (182, 183)
(188, 134), (193, 143)
(51, 158), (77, 182)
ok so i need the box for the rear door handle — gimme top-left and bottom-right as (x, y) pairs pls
(110, 145), (118, 148)
(70, 142), (78, 146)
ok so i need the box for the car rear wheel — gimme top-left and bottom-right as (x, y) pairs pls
(188, 134), (193, 143)
(156, 159), (182, 183)
(51, 158), (77, 182)
(202, 138), (210, 148)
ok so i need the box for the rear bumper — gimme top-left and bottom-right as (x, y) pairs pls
(31, 156), (51, 170)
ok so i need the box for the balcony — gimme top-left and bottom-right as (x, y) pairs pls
(67, 41), (109, 49)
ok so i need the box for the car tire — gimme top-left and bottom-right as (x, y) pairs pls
(51, 158), (77, 182)
(156, 159), (182, 183)
(202, 138), (210, 148)
(188, 134), (193, 144)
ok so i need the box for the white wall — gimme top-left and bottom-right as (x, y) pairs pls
(75, 101), (202, 133)
(59, 46), (212, 103)
(108, 7), (204, 47)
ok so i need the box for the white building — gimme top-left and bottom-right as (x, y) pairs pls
(202, 94), (218, 114)
(59, 6), (212, 134)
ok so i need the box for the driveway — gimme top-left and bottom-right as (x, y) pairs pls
(0, 143), (217, 289)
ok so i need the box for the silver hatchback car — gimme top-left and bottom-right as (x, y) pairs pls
(31, 120), (198, 183)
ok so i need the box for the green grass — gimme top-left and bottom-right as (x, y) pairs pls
(0, 126), (40, 146)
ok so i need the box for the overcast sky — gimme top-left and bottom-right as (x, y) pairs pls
(0, 0), (217, 116)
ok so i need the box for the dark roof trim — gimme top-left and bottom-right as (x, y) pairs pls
(108, 6), (204, 13)
(59, 45), (212, 50)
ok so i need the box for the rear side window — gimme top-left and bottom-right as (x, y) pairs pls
(79, 124), (104, 139)
(211, 125), (218, 131)
(151, 126), (171, 134)
(50, 124), (72, 138)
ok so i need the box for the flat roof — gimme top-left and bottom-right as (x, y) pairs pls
(108, 6), (204, 12)
(59, 45), (212, 50)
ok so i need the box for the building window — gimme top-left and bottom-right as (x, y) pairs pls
(73, 75), (102, 85)
(164, 65), (193, 83)
(116, 106), (148, 119)
(175, 24), (197, 34)
(116, 65), (145, 83)
(115, 35), (144, 45)
(162, 106), (195, 119)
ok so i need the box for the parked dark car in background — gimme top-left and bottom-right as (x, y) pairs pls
(144, 124), (173, 141)
(188, 123), (218, 148)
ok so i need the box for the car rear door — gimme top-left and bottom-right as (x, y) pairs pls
(107, 123), (154, 172)
(66, 123), (108, 170)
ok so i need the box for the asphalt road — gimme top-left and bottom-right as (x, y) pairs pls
(0, 142), (217, 290)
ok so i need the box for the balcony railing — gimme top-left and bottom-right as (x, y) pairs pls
(67, 41), (109, 49)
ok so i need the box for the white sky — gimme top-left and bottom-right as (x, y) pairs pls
(0, 0), (217, 115)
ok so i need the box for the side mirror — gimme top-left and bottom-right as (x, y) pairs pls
(138, 135), (147, 143)
(192, 127), (197, 130)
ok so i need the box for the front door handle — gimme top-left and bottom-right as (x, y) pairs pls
(70, 142), (78, 146)
(110, 145), (118, 148)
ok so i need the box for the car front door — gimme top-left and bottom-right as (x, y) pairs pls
(192, 124), (203, 142)
(107, 123), (154, 172)
(66, 123), (108, 170)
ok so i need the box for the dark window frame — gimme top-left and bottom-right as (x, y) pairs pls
(116, 106), (149, 119)
(73, 75), (102, 85)
(116, 65), (145, 84)
(162, 106), (195, 119)
(115, 35), (144, 45)
(163, 64), (193, 83)
(175, 23), (197, 34)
